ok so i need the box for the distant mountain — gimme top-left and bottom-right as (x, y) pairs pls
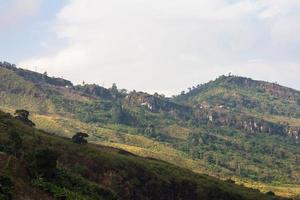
(175, 75), (300, 137)
(1, 61), (300, 197)
(175, 75), (300, 118)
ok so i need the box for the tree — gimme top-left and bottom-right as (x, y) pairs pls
(111, 83), (117, 91)
(144, 124), (156, 136)
(72, 132), (89, 144)
(266, 191), (275, 196)
(119, 89), (128, 97)
(15, 109), (29, 119)
(110, 83), (119, 98)
(14, 110), (35, 127)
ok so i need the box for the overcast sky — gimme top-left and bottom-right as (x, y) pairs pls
(1, 0), (300, 96)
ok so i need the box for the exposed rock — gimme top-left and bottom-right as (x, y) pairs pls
(194, 107), (290, 136)
(124, 92), (192, 115)
(75, 84), (113, 99)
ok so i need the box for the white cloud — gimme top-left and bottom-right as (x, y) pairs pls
(0, 0), (41, 28)
(19, 0), (300, 96)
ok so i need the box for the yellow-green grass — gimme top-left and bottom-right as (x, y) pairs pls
(234, 179), (300, 198)
(160, 125), (191, 140)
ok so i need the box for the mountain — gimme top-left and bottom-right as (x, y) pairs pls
(0, 61), (300, 197)
(175, 75), (300, 136)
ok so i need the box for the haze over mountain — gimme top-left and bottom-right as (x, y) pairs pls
(0, 61), (300, 198)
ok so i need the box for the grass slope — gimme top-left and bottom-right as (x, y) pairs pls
(0, 110), (286, 200)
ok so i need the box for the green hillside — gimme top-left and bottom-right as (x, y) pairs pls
(0, 110), (286, 200)
(175, 75), (300, 118)
(1, 62), (300, 197)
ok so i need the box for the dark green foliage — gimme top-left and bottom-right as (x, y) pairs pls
(111, 102), (137, 126)
(33, 170), (116, 200)
(266, 191), (275, 196)
(181, 127), (300, 183)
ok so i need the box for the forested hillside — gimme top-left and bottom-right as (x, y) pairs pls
(1, 61), (300, 197)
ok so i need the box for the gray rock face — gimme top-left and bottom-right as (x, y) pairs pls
(193, 107), (296, 137)
(125, 92), (192, 114)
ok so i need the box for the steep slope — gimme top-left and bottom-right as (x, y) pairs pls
(1, 62), (300, 196)
(0, 110), (285, 200)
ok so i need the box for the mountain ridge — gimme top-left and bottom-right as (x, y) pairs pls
(1, 61), (300, 197)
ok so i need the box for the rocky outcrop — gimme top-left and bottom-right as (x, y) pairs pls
(75, 84), (113, 99)
(286, 127), (300, 139)
(194, 107), (293, 137)
(125, 92), (192, 114)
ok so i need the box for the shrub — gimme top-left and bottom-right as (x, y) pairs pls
(266, 191), (275, 196)
(72, 132), (89, 144)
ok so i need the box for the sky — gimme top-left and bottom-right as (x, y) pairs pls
(1, 0), (300, 96)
